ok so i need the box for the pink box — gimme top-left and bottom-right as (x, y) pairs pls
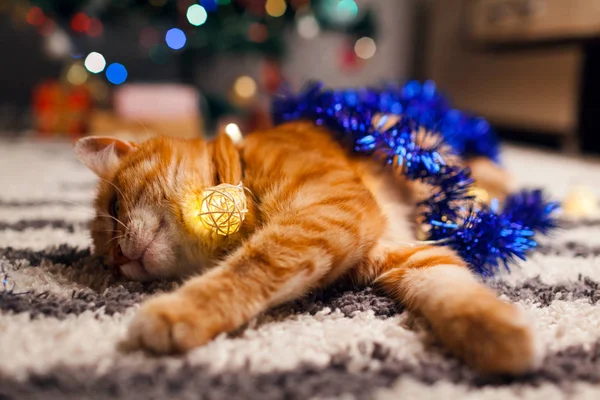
(114, 84), (200, 120)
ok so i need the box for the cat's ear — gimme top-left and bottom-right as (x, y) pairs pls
(210, 132), (242, 184)
(74, 136), (137, 178)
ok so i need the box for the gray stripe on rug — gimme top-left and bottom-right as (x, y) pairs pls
(2, 274), (598, 320)
(0, 199), (91, 207)
(0, 245), (91, 266)
(0, 281), (401, 321)
(0, 340), (598, 400)
(0, 220), (86, 232)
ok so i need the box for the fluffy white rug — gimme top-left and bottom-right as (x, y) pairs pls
(1, 139), (599, 399)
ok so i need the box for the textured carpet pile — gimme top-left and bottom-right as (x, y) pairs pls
(1, 139), (600, 399)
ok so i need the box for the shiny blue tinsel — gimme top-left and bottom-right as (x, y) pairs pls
(273, 80), (501, 162)
(271, 81), (558, 276)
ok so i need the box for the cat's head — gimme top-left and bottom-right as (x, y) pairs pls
(75, 134), (247, 281)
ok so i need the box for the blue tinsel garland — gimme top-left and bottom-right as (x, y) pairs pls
(272, 80), (559, 276)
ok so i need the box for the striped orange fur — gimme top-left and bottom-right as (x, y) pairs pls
(75, 121), (534, 374)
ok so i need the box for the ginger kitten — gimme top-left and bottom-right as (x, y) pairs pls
(75, 121), (535, 374)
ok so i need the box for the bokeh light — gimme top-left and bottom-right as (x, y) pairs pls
(26, 7), (45, 26)
(201, 0), (219, 12)
(45, 29), (73, 59)
(71, 12), (90, 33)
(233, 76), (257, 99)
(165, 28), (187, 50)
(265, 0), (287, 17)
(354, 36), (376, 59)
(66, 63), (88, 86)
(225, 123), (243, 143)
(248, 23), (268, 43)
(336, 0), (359, 22)
(105, 63), (128, 85)
(297, 14), (320, 39)
(187, 5), (208, 26)
(84, 52), (106, 74)
(320, 0), (358, 25)
(88, 18), (103, 37)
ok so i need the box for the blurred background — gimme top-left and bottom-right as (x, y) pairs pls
(1, 0), (600, 155)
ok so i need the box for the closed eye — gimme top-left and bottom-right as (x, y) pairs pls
(109, 196), (120, 218)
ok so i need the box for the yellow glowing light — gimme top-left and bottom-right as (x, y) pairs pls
(354, 36), (376, 60)
(66, 63), (88, 85)
(233, 75), (257, 99)
(196, 183), (248, 236)
(265, 0), (287, 17)
(225, 123), (243, 143)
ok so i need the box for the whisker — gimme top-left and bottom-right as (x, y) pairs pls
(99, 178), (134, 209)
(106, 235), (125, 245)
(97, 212), (128, 230)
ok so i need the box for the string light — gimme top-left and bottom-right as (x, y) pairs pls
(265, 0), (287, 17)
(225, 123), (243, 143)
(165, 28), (187, 50)
(84, 52), (106, 74)
(354, 36), (376, 59)
(233, 76), (257, 99)
(297, 14), (320, 39)
(187, 4), (208, 26)
(183, 183), (248, 237)
(105, 63), (128, 85)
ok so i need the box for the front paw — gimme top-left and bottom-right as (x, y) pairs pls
(122, 294), (216, 354)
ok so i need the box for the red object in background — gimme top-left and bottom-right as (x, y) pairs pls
(339, 41), (362, 73)
(33, 81), (92, 137)
(262, 59), (283, 94)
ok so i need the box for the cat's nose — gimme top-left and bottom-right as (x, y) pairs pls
(111, 244), (131, 267)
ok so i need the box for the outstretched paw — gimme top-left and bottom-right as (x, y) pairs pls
(122, 294), (216, 354)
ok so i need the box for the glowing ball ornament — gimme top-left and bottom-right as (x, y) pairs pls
(189, 183), (248, 236)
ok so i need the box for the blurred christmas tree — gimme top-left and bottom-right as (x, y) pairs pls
(4, 0), (378, 133)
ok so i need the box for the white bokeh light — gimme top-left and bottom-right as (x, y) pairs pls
(354, 37), (376, 60)
(84, 52), (106, 74)
(297, 14), (320, 39)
